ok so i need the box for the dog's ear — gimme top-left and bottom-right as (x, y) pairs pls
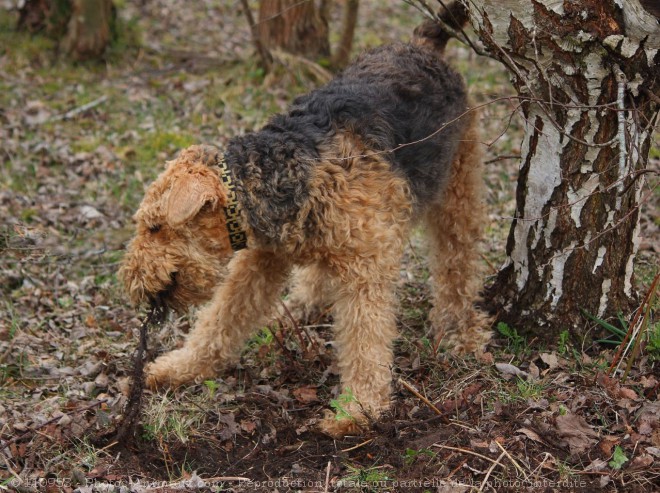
(165, 173), (219, 226)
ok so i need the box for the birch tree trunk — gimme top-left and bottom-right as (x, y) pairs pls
(464, 0), (659, 343)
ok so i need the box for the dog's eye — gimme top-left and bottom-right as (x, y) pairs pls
(149, 224), (162, 234)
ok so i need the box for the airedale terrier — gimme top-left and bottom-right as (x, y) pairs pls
(120, 16), (491, 436)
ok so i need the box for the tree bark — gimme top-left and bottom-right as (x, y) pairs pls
(330, 0), (359, 68)
(258, 0), (330, 59)
(17, 0), (115, 61)
(464, 0), (659, 343)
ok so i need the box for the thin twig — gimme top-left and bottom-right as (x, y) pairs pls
(484, 154), (521, 165)
(493, 439), (529, 480)
(48, 95), (108, 122)
(340, 438), (374, 452)
(609, 271), (660, 377)
(324, 460), (332, 493)
(398, 378), (443, 416)
(479, 451), (506, 492)
(432, 444), (504, 466)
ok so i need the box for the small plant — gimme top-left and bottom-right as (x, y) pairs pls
(403, 448), (435, 465)
(583, 310), (629, 347)
(609, 446), (628, 470)
(330, 388), (357, 422)
(204, 380), (219, 399)
(497, 322), (526, 353)
(246, 327), (274, 350)
(556, 460), (574, 480)
(341, 464), (391, 491)
(557, 330), (570, 355)
(646, 322), (660, 360)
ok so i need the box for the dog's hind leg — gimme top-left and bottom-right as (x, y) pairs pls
(145, 249), (291, 388)
(425, 115), (492, 354)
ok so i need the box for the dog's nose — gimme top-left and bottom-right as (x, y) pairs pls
(152, 272), (178, 302)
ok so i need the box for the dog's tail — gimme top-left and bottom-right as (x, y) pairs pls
(412, 1), (470, 54)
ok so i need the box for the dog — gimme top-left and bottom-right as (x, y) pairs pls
(120, 13), (491, 436)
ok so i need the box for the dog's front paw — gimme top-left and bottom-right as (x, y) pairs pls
(317, 409), (367, 438)
(145, 350), (215, 390)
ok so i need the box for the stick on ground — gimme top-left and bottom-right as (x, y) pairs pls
(114, 298), (165, 445)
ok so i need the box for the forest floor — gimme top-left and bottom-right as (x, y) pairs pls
(1, 0), (659, 492)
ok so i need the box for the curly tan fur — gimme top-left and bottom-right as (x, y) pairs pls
(121, 36), (492, 437)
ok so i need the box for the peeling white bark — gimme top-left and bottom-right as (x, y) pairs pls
(510, 106), (563, 291)
(593, 246), (607, 274)
(548, 241), (576, 308)
(567, 175), (600, 229)
(598, 279), (612, 317)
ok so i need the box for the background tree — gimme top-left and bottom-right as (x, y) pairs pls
(419, 0), (659, 344)
(250, 0), (359, 69)
(18, 0), (116, 61)
(257, 0), (331, 59)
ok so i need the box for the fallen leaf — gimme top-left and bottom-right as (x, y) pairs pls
(495, 362), (528, 380)
(585, 458), (608, 472)
(598, 436), (619, 456)
(217, 412), (239, 440)
(293, 386), (319, 404)
(556, 413), (599, 454)
(636, 401), (660, 435)
(528, 361), (540, 379)
(629, 454), (654, 469)
(639, 375), (658, 389)
(516, 427), (543, 443)
(646, 447), (660, 458)
(540, 352), (559, 370)
(619, 387), (637, 400)
(240, 419), (257, 434)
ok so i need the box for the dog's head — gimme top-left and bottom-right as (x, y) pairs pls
(119, 145), (235, 313)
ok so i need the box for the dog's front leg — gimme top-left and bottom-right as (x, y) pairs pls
(146, 249), (291, 388)
(319, 257), (400, 437)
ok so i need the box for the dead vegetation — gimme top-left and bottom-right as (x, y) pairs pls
(1, 0), (658, 491)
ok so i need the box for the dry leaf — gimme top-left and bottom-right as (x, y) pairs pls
(630, 454), (654, 469)
(495, 362), (528, 380)
(516, 427), (543, 443)
(598, 436), (619, 456)
(540, 352), (559, 370)
(636, 402), (660, 435)
(556, 413), (599, 454)
(293, 386), (319, 404)
(240, 419), (257, 434)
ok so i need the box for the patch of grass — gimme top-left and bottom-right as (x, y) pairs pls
(497, 322), (526, 354)
(3, 301), (21, 339)
(341, 464), (391, 492)
(514, 377), (544, 401)
(143, 393), (206, 444)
